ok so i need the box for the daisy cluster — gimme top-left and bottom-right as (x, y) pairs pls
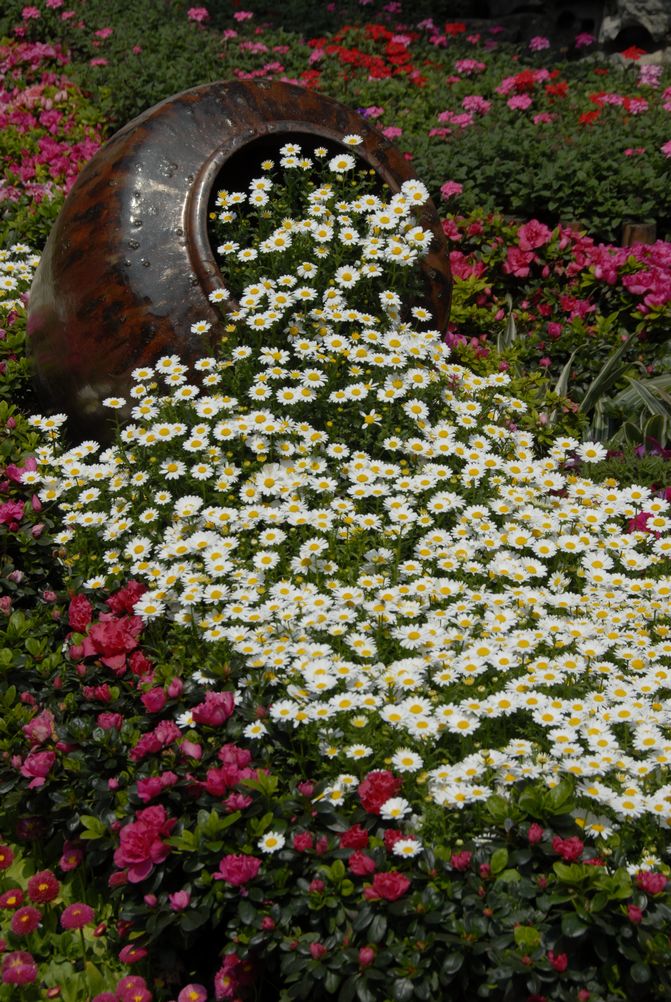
(0, 244), (40, 308)
(210, 136), (430, 314)
(28, 138), (671, 836)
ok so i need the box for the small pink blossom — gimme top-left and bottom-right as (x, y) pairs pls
(440, 180), (463, 200)
(187, 7), (209, 22)
(507, 94), (533, 111)
(661, 140), (671, 158)
(529, 35), (550, 51)
(233, 9), (253, 20)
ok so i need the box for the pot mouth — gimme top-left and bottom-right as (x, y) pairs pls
(186, 123), (406, 306)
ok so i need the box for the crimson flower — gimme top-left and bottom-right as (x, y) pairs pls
(27, 870), (59, 903)
(60, 903), (95, 929)
(358, 770), (402, 814)
(10, 906), (41, 935)
(213, 854), (261, 886)
(363, 871), (410, 901)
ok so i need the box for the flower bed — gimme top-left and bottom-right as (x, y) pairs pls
(2, 0), (671, 240)
(2, 132), (671, 1000)
(2, 7), (671, 1002)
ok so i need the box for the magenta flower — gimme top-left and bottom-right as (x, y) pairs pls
(169, 890), (191, 911)
(113, 805), (176, 882)
(61, 903), (95, 929)
(440, 180), (463, 200)
(118, 944), (149, 964)
(0, 500), (24, 529)
(187, 6), (209, 21)
(213, 854), (261, 886)
(2, 951), (38, 985)
(178, 986), (208, 1002)
(20, 750), (56, 789)
(0, 845), (14, 870)
(27, 870), (59, 904)
(507, 94), (533, 111)
(191, 690), (235, 727)
(661, 140), (671, 158)
(636, 871), (667, 894)
(0, 888), (24, 909)
(10, 906), (41, 935)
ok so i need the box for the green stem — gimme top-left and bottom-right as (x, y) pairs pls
(79, 927), (91, 1002)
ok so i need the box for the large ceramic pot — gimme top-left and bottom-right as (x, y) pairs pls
(28, 79), (452, 440)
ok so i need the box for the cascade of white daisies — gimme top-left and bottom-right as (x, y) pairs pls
(26, 136), (671, 843)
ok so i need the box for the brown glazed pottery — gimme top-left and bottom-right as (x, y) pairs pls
(27, 79), (452, 440)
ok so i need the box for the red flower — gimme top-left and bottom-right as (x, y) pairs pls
(383, 829), (406, 852)
(292, 832), (314, 852)
(60, 903), (95, 929)
(82, 614), (143, 671)
(636, 871), (667, 894)
(552, 836), (584, 862)
(547, 950), (568, 972)
(213, 854), (261, 886)
(11, 906), (41, 935)
(363, 871), (410, 901)
(27, 870), (59, 903)
(106, 580), (147, 614)
(444, 22), (466, 35)
(450, 850), (473, 871)
(68, 594), (93, 632)
(620, 45), (645, 60)
(358, 770), (402, 814)
(113, 805), (175, 883)
(579, 110), (600, 126)
(528, 823), (544, 844)
(627, 904), (644, 923)
(359, 946), (376, 968)
(348, 851), (377, 876)
(191, 691), (235, 727)
(0, 845), (14, 870)
(340, 824), (369, 849)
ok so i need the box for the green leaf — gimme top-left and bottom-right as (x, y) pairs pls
(441, 953), (464, 976)
(561, 912), (588, 938)
(553, 349), (578, 398)
(356, 981), (376, 1002)
(579, 330), (634, 415)
(545, 778), (575, 814)
(392, 979), (415, 1002)
(352, 906), (373, 933)
(325, 971), (341, 994)
(490, 848), (509, 875)
(78, 815), (106, 840)
(369, 914), (387, 943)
(630, 962), (650, 984)
(238, 899), (256, 925)
(513, 925), (541, 950)
(181, 908), (211, 932)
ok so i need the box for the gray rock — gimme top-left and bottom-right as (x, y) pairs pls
(600, 0), (671, 46)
